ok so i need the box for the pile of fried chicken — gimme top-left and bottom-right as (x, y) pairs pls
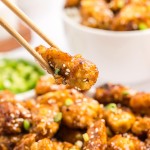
(65, 0), (150, 31)
(0, 45), (150, 149)
(0, 74), (150, 149)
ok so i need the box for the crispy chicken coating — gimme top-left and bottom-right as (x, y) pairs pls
(80, 0), (114, 29)
(111, 3), (150, 31)
(130, 93), (150, 115)
(0, 135), (21, 150)
(30, 138), (80, 150)
(107, 134), (146, 150)
(61, 97), (103, 129)
(30, 103), (60, 138)
(0, 101), (31, 134)
(36, 45), (99, 91)
(83, 119), (107, 150)
(109, 0), (129, 12)
(104, 105), (135, 133)
(37, 88), (84, 108)
(35, 75), (67, 95)
(94, 83), (136, 105)
(65, 0), (81, 7)
(14, 134), (36, 150)
(0, 90), (15, 102)
(132, 117), (150, 136)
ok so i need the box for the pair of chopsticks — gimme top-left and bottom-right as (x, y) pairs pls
(0, 0), (59, 74)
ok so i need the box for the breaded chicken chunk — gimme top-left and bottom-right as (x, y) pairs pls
(130, 93), (150, 115)
(107, 134), (146, 150)
(104, 104), (135, 133)
(62, 97), (103, 129)
(30, 103), (60, 138)
(30, 138), (80, 150)
(83, 120), (107, 150)
(132, 117), (150, 136)
(94, 83), (136, 105)
(111, 3), (150, 31)
(36, 45), (99, 91)
(80, 0), (114, 29)
(35, 75), (67, 95)
(0, 101), (31, 134)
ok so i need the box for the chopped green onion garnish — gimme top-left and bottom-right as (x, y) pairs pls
(23, 119), (30, 131)
(138, 23), (148, 30)
(83, 133), (89, 142)
(54, 68), (60, 75)
(54, 112), (62, 122)
(105, 103), (117, 112)
(122, 91), (129, 96)
(65, 98), (73, 106)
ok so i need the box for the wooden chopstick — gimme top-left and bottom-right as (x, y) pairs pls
(0, 18), (53, 74)
(1, 0), (60, 50)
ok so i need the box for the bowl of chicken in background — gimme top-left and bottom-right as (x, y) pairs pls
(62, 0), (150, 87)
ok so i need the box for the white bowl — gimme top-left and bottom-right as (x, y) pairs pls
(62, 8), (150, 86)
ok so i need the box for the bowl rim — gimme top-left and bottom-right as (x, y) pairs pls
(62, 8), (150, 37)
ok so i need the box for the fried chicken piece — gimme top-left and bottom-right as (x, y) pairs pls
(30, 138), (80, 150)
(107, 134), (146, 150)
(65, 0), (81, 7)
(0, 101), (31, 134)
(0, 135), (22, 150)
(14, 134), (37, 150)
(83, 119), (107, 150)
(80, 0), (114, 29)
(57, 125), (84, 144)
(94, 83), (136, 105)
(62, 97), (103, 129)
(109, 0), (129, 12)
(132, 117), (150, 136)
(35, 75), (67, 95)
(36, 45), (99, 91)
(111, 3), (150, 31)
(30, 103), (60, 138)
(37, 88), (86, 108)
(130, 93), (150, 115)
(0, 90), (15, 102)
(104, 105), (135, 133)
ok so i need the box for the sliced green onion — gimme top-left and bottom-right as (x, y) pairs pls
(54, 112), (62, 122)
(23, 119), (30, 131)
(138, 23), (148, 30)
(54, 68), (60, 75)
(105, 103), (117, 112)
(122, 91), (129, 96)
(65, 98), (73, 106)
(83, 133), (89, 142)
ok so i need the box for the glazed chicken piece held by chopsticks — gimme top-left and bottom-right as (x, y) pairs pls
(36, 45), (99, 91)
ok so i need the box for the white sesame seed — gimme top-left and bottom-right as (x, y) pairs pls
(83, 79), (87, 82)
(10, 113), (15, 118)
(66, 69), (70, 72)
(95, 128), (99, 133)
(65, 72), (69, 75)
(63, 64), (66, 67)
